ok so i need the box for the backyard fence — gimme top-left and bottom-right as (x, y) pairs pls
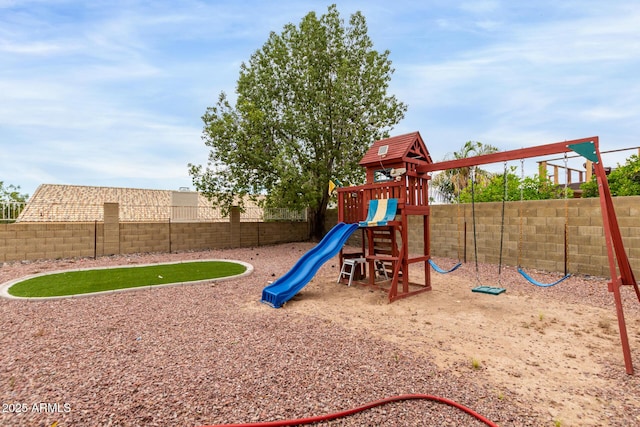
(0, 203), (309, 262)
(420, 196), (640, 278)
(2, 198), (639, 279)
(339, 196), (640, 279)
(14, 203), (306, 223)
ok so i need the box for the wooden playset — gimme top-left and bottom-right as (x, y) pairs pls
(336, 132), (432, 302)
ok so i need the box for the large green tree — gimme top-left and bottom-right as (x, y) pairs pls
(189, 4), (407, 239)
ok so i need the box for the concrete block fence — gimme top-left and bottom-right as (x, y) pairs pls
(1, 199), (638, 279)
(333, 196), (639, 278)
(411, 196), (640, 278)
(0, 205), (309, 263)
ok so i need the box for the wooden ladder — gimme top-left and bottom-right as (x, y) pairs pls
(369, 226), (397, 280)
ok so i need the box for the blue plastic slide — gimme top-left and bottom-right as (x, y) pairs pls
(261, 222), (360, 308)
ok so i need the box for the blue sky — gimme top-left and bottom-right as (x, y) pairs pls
(2, 0), (639, 198)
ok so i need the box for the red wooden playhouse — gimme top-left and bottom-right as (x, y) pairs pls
(336, 132), (433, 302)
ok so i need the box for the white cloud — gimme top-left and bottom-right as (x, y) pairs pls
(0, 39), (72, 54)
(2, 0), (640, 196)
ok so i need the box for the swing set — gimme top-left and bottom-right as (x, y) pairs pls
(419, 136), (640, 374)
(336, 133), (637, 374)
(431, 155), (572, 289)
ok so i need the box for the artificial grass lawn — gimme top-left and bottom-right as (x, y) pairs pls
(8, 261), (247, 298)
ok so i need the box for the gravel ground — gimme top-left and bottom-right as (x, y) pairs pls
(1, 243), (639, 427)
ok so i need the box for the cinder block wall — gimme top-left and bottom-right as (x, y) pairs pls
(245, 221), (310, 247)
(120, 222), (171, 254)
(328, 197), (640, 278)
(0, 222), (100, 261)
(169, 222), (231, 252)
(0, 206), (309, 263)
(412, 196), (640, 278)
(2, 198), (637, 278)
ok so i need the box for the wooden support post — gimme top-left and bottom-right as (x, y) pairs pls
(593, 144), (638, 375)
(538, 161), (547, 180)
(424, 214), (430, 291)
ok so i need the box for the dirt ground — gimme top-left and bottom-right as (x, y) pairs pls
(278, 254), (640, 426)
(2, 243), (639, 426)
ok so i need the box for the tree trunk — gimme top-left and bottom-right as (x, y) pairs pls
(309, 206), (327, 241)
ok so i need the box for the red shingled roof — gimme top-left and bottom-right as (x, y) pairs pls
(359, 131), (432, 167)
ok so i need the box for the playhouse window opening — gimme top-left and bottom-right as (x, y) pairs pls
(374, 168), (393, 183)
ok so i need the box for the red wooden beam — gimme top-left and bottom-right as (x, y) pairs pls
(418, 136), (598, 173)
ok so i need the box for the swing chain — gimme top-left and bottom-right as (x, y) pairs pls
(470, 166), (483, 286)
(456, 174), (463, 263)
(497, 161), (508, 285)
(518, 159), (525, 268)
(563, 153), (570, 275)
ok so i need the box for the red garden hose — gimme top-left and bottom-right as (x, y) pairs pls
(198, 393), (499, 427)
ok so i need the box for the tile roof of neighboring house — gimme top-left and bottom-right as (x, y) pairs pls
(16, 184), (262, 222)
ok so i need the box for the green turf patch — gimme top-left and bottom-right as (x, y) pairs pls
(8, 261), (247, 298)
